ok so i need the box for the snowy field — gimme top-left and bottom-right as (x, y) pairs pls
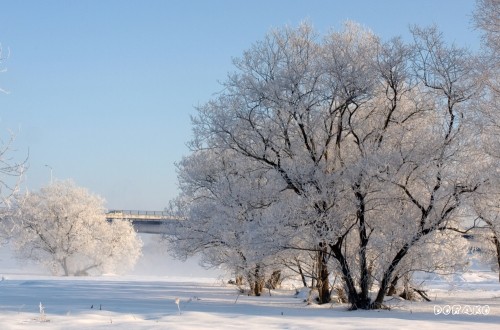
(1, 235), (500, 329)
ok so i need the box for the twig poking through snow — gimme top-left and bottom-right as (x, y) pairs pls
(38, 302), (48, 322)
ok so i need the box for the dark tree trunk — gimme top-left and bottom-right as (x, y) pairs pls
(254, 280), (264, 296)
(330, 241), (368, 309)
(316, 243), (331, 304)
(372, 246), (410, 309)
(372, 226), (437, 308)
(248, 264), (265, 296)
(296, 260), (308, 287)
(62, 258), (69, 276)
(355, 186), (371, 309)
(494, 235), (500, 282)
(372, 232), (428, 309)
(326, 183), (373, 310)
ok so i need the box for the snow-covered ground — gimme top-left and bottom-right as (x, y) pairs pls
(1, 235), (499, 329)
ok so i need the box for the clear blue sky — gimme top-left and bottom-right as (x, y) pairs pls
(0, 0), (480, 211)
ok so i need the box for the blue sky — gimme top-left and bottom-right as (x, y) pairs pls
(0, 0), (480, 210)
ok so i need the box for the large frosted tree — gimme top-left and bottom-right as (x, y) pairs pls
(176, 22), (484, 309)
(8, 180), (142, 276)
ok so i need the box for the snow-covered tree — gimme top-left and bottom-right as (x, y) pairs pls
(0, 45), (26, 243)
(0, 131), (25, 242)
(177, 22), (484, 309)
(470, 0), (500, 282)
(8, 180), (142, 276)
(167, 149), (284, 295)
(474, 0), (500, 57)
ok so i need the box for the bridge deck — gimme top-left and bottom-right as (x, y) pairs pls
(105, 210), (181, 234)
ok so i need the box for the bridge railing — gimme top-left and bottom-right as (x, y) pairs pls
(107, 210), (172, 217)
(106, 210), (181, 221)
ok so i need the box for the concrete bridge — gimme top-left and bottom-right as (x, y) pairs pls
(106, 210), (181, 234)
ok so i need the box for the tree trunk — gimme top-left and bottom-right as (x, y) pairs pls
(296, 260), (308, 287)
(235, 275), (244, 286)
(330, 241), (364, 309)
(316, 243), (331, 304)
(267, 270), (282, 289)
(387, 275), (399, 296)
(248, 264), (265, 296)
(372, 242), (413, 308)
(399, 275), (414, 300)
(372, 227), (433, 309)
(61, 258), (69, 276)
(355, 186), (371, 309)
(494, 235), (500, 282)
(330, 234), (376, 310)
